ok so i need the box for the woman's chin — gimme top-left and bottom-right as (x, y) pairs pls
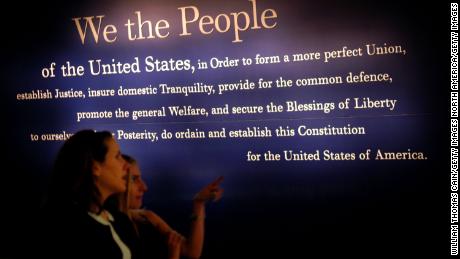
(117, 185), (127, 193)
(131, 200), (142, 210)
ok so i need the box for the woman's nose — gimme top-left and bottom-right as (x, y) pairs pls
(141, 180), (148, 192)
(123, 162), (129, 173)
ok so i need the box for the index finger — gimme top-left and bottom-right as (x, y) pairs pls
(210, 176), (224, 186)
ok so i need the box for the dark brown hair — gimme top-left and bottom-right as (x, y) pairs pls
(45, 129), (113, 213)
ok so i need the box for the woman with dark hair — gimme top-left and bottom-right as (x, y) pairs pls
(46, 130), (125, 213)
(40, 129), (182, 259)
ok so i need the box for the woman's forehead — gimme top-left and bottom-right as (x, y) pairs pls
(105, 137), (119, 152)
(129, 164), (141, 175)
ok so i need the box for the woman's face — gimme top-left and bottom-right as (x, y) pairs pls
(128, 163), (148, 209)
(93, 137), (128, 199)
